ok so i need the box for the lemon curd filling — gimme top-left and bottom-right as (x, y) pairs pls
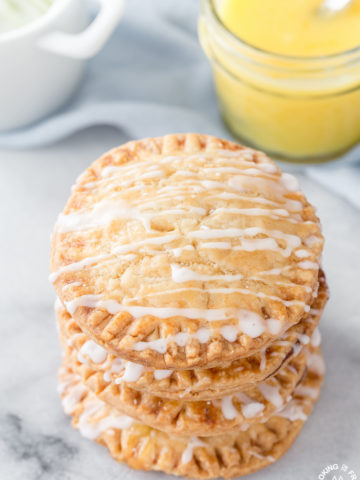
(219, 0), (360, 57)
(199, 0), (360, 162)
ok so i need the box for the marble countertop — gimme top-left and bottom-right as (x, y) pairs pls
(0, 127), (359, 480)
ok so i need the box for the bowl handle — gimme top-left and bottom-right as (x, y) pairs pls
(38, 0), (125, 59)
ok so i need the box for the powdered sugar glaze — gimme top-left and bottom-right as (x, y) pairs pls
(51, 141), (323, 356)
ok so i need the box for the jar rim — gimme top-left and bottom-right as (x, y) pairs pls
(204, 0), (360, 63)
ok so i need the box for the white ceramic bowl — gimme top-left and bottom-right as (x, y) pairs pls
(0, 0), (124, 131)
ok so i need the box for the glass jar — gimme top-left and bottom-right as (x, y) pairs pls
(199, 0), (360, 163)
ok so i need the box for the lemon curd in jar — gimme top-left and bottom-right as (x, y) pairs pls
(199, 0), (360, 162)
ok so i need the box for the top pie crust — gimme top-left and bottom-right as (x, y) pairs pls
(50, 134), (323, 369)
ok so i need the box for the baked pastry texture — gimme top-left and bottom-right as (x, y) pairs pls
(63, 344), (311, 436)
(56, 270), (326, 400)
(50, 134), (324, 369)
(51, 134), (328, 478)
(59, 357), (323, 479)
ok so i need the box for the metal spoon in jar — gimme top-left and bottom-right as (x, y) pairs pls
(318, 0), (353, 16)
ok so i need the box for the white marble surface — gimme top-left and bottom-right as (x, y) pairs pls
(0, 127), (359, 480)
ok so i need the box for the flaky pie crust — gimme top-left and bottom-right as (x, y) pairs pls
(51, 134), (324, 369)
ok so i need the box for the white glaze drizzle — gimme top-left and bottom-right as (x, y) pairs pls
(132, 328), (209, 354)
(189, 227), (302, 258)
(133, 338), (168, 354)
(292, 343), (303, 357)
(63, 293), (290, 352)
(78, 340), (107, 365)
(298, 261), (319, 270)
(76, 154), (305, 225)
(66, 332), (83, 347)
(122, 362), (145, 382)
(128, 284), (308, 313)
(257, 382), (283, 409)
(153, 369), (172, 380)
(57, 196), (208, 234)
(49, 254), (108, 283)
(277, 402), (307, 421)
(60, 373), (134, 439)
(55, 150), (321, 357)
(200, 241), (231, 249)
(54, 296), (63, 312)
(181, 437), (206, 464)
(171, 245), (195, 257)
(57, 372), (78, 395)
(66, 325), (176, 385)
(295, 385), (319, 399)
(62, 384), (87, 414)
(62, 281), (82, 292)
(220, 325), (238, 342)
(50, 234), (181, 282)
(65, 282), (319, 359)
(103, 357), (125, 382)
(57, 199), (149, 232)
(305, 235), (322, 247)
(306, 353), (325, 375)
(297, 334), (310, 345)
(220, 396), (238, 420)
(171, 264), (243, 283)
(78, 402), (134, 440)
(55, 150), (319, 284)
(240, 401), (265, 419)
(259, 349), (267, 371)
(110, 357), (125, 373)
(248, 450), (275, 462)
(234, 391), (265, 419)
(220, 392), (265, 420)
(210, 206), (293, 221)
(65, 295), (263, 325)
(311, 327), (321, 347)
(295, 249), (311, 258)
(169, 265), (308, 310)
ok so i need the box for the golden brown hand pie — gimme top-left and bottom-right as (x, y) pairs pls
(57, 269), (326, 401)
(50, 134), (324, 369)
(59, 358), (323, 479)
(62, 341), (324, 437)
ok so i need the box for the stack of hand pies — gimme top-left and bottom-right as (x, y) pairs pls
(50, 134), (328, 479)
